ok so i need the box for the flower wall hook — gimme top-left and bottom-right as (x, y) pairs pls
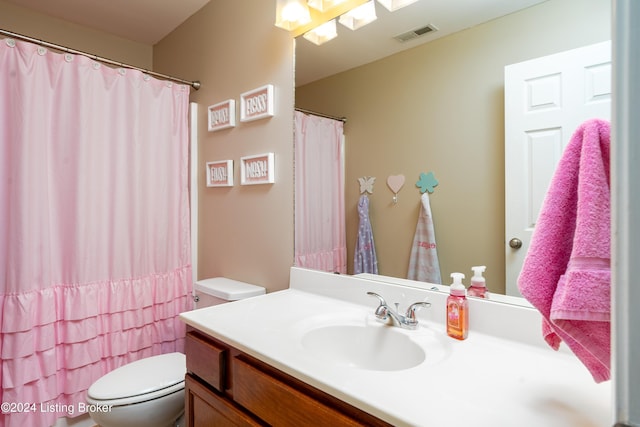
(416, 171), (439, 194)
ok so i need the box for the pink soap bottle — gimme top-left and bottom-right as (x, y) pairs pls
(446, 273), (468, 340)
(468, 265), (489, 299)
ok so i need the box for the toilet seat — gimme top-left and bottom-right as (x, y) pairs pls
(87, 352), (186, 407)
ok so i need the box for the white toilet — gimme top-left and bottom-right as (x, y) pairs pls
(86, 278), (266, 427)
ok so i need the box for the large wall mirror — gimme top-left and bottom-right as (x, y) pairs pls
(294, 0), (611, 302)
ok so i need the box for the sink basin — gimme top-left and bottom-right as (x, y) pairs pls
(301, 324), (425, 371)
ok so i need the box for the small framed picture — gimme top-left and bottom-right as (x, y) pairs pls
(208, 99), (236, 131)
(240, 153), (275, 185)
(206, 160), (234, 187)
(240, 84), (274, 122)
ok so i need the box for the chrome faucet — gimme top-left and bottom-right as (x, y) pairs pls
(366, 292), (431, 330)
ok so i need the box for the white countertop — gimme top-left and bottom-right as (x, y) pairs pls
(180, 269), (611, 427)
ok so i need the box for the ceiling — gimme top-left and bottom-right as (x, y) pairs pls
(295, 0), (547, 85)
(4, 0), (211, 45)
(5, 0), (547, 86)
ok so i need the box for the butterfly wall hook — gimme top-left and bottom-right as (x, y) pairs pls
(358, 176), (375, 194)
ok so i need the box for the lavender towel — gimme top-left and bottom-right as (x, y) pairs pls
(518, 118), (611, 383)
(407, 192), (442, 284)
(354, 195), (378, 274)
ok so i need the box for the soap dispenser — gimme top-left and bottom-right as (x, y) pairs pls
(468, 265), (489, 298)
(446, 272), (468, 340)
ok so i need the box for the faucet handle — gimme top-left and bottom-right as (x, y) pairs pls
(405, 301), (431, 323)
(367, 292), (389, 319)
(366, 291), (387, 306)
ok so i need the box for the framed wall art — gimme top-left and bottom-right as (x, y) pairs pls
(206, 160), (234, 187)
(207, 99), (236, 131)
(240, 153), (275, 185)
(240, 84), (274, 122)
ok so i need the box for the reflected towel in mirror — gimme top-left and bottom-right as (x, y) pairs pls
(407, 192), (442, 284)
(354, 194), (378, 274)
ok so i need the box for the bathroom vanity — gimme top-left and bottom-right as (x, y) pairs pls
(180, 267), (611, 426)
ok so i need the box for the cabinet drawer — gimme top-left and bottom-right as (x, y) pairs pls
(233, 355), (367, 427)
(185, 332), (226, 391)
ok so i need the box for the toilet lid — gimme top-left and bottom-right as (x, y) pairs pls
(194, 277), (265, 300)
(88, 352), (186, 401)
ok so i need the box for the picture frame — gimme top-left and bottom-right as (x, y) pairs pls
(240, 84), (274, 122)
(207, 99), (236, 131)
(206, 160), (234, 187)
(240, 153), (275, 185)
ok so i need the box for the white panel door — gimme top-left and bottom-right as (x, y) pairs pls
(504, 41), (611, 297)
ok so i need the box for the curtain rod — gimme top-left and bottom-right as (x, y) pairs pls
(295, 107), (347, 123)
(0, 28), (201, 90)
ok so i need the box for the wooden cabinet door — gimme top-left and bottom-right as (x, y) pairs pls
(186, 331), (227, 391)
(185, 374), (263, 427)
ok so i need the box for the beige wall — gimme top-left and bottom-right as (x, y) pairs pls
(0, 0), (152, 69)
(153, 0), (295, 292)
(295, 0), (611, 294)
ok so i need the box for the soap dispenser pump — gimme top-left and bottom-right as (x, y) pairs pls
(447, 272), (468, 340)
(468, 265), (489, 299)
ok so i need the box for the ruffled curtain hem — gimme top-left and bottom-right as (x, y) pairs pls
(295, 246), (346, 274)
(0, 265), (192, 427)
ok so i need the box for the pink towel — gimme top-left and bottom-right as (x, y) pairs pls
(518, 118), (610, 383)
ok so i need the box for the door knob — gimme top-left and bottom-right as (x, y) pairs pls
(509, 238), (523, 249)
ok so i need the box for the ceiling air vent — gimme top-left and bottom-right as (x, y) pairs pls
(394, 24), (438, 43)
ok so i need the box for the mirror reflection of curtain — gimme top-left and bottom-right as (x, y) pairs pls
(294, 111), (346, 273)
(0, 39), (191, 427)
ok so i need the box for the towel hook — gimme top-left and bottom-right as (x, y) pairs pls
(416, 171), (439, 194)
(386, 174), (405, 205)
(358, 176), (375, 194)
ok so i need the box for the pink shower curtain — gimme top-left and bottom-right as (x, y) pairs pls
(294, 111), (346, 273)
(0, 39), (192, 427)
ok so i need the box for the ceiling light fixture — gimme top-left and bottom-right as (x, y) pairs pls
(276, 0), (417, 45)
(275, 0), (312, 31)
(338, 0), (377, 30)
(307, 0), (349, 12)
(376, 0), (419, 12)
(276, 0), (368, 37)
(303, 19), (338, 45)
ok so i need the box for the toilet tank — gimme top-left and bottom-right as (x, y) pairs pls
(194, 277), (265, 309)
